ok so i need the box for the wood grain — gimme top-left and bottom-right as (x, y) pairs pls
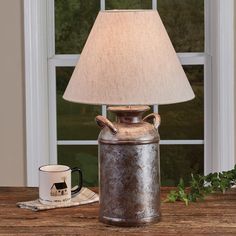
(0, 187), (236, 235)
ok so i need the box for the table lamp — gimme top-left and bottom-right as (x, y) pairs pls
(63, 10), (194, 227)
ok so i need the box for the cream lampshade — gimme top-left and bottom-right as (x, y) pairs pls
(63, 10), (194, 105)
(63, 10), (195, 227)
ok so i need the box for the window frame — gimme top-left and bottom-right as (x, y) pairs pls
(24, 0), (235, 186)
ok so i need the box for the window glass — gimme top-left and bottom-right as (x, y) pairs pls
(55, 0), (100, 54)
(54, 0), (206, 187)
(56, 67), (101, 140)
(158, 0), (204, 52)
(159, 66), (204, 140)
(58, 145), (98, 187)
(55, 0), (204, 53)
(105, 0), (152, 9)
(160, 145), (204, 186)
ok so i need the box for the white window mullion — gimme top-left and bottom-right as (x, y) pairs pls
(204, 54), (213, 174)
(160, 140), (204, 145)
(47, 0), (57, 165)
(48, 61), (58, 164)
(49, 55), (79, 66)
(153, 105), (158, 113)
(102, 105), (107, 117)
(57, 140), (204, 146)
(204, 0), (213, 174)
(100, 0), (105, 10)
(24, 0), (50, 186)
(101, 0), (106, 117)
(47, 0), (55, 58)
(152, 0), (157, 10)
(47, 53), (207, 67)
(153, 0), (158, 120)
(178, 53), (206, 65)
(207, 0), (235, 172)
(217, 0), (235, 171)
(58, 140), (98, 145)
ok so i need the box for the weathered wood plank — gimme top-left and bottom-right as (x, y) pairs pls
(0, 187), (236, 235)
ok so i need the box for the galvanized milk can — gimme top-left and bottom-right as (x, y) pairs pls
(95, 106), (161, 227)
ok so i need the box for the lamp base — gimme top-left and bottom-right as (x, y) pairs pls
(96, 106), (161, 227)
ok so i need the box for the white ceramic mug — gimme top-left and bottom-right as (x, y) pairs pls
(39, 165), (83, 205)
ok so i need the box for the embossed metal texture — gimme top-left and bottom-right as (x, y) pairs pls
(96, 106), (161, 227)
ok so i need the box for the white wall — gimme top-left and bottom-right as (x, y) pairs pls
(0, 0), (26, 186)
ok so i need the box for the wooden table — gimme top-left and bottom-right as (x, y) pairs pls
(0, 187), (236, 235)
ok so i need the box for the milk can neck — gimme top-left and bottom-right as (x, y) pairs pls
(108, 106), (151, 124)
(116, 113), (143, 124)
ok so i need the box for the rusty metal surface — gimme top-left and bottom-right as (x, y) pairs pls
(96, 106), (161, 227)
(96, 111), (160, 145)
(108, 106), (150, 124)
(143, 113), (161, 130)
(98, 122), (160, 145)
(99, 143), (160, 226)
(95, 115), (118, 134)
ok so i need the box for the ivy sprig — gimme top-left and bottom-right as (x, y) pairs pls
(165, 165), (236, 205)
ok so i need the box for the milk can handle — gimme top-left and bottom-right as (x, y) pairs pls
(143, 113), (161, 130)
(95, 115), (118, 134)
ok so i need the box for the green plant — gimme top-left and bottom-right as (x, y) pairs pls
(165, 165), (236, 205)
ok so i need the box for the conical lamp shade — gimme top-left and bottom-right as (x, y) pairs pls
(63, 10), (195, 105)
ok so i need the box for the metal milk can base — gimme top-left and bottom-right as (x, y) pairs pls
(99, 215), (161, 227)
(96, 106), (161, 227)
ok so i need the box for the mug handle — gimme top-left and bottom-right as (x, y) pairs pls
(71, 167), (83, 196)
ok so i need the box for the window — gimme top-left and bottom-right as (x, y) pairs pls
(24, 0), (235, 186)
(50, 0), (205, 187)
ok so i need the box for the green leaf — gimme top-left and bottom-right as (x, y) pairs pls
(164, 190), (179, 203)
(165, 165), (236, 205)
